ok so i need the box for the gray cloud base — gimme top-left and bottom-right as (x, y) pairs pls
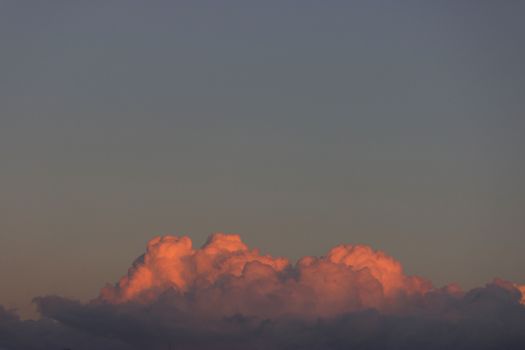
(1, 281), (525, 350)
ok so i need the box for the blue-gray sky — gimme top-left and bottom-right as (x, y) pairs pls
(1, 1), (524, 318)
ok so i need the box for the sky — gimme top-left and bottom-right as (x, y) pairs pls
(1, 1), (524, 322)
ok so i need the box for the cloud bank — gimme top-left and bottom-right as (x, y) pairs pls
(2, 233), (525, 349)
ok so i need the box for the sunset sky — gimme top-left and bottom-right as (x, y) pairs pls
(1, 2), (525, 348)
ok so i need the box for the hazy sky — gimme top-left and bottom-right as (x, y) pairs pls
(1, 1), (524, 318)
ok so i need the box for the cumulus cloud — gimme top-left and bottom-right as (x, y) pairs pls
(99, 233), (431, 317)
(2, 233), (525, 349)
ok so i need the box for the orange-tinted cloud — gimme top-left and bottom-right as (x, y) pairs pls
(3, 233), (525, 350)
(100, 234), (434, 317)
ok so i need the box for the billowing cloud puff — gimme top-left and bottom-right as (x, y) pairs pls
(99, 233), (431, 318)
(100, 234), (289, 305)
(517, 284), (525, 304)
(2, 233), (525, 349)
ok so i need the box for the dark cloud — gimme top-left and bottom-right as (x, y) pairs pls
(1, 281), (522, 350)
(0, 304), (129, 350)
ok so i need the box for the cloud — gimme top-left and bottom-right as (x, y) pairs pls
(99, 233), (432, 317)
(0, 304), (130, 350)
(2, 233), (525, 349)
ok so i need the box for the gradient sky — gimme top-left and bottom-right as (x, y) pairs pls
(1, 1), (524, 318)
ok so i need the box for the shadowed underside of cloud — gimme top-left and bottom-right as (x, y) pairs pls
(2, 234), (525, 349)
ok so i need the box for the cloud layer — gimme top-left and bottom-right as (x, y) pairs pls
(2, 233), (525, 349)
